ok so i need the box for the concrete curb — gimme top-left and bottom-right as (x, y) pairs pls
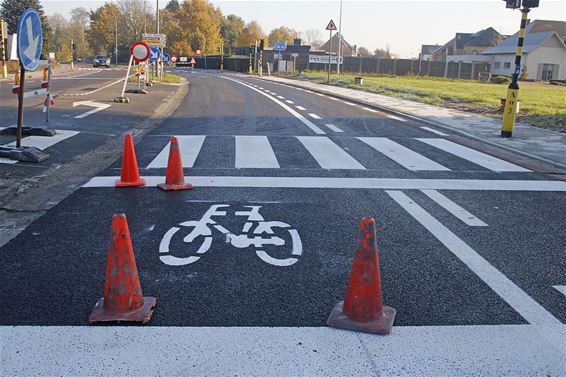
(262, 76), (566, 172)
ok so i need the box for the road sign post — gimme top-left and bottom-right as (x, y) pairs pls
(1, 19), (7, 79)
(326, 20), (337, 83)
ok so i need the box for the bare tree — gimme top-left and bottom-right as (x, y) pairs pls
(303, 29), (322, 46)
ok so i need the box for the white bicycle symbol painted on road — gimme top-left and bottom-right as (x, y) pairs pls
(159, 204), (303, 267)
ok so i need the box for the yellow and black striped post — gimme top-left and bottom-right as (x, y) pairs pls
(248, 46), (252, 74)
(501, 9), (529, 137)
(220, 44), (224, 72)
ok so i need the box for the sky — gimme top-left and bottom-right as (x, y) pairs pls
(40, 0), (565, 57)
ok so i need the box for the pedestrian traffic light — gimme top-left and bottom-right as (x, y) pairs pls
(522, 0), (539, 8)
(504, 0), (521, 9)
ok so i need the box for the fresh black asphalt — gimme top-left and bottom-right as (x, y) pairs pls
(0, 70), (564, 326)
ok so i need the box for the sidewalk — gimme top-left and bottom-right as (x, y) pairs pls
(262, 76), (566, 170)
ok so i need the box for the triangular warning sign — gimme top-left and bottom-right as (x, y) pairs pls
(190, 58), (196, 64)
(326, 19), (337, 31)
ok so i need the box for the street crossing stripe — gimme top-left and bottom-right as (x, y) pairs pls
(220, 77), (325, 135)
(418, 138), (530, 172)
(553, 285), (566, 297)
(235, 136), (280, 169)
(146, 135), (206, 168)
(386, 190), (561, 330)
(297, 136), (366, 170)
(324, 124), (343, 133)
(7, 130), (79, 150)
(420, 190), (488, 227)
(358, 137), (449, 171)
(1, 325), (563, 376)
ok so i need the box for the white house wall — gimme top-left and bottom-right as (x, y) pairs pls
(490, 54), (515, 76)
(526, 47), (565, 80)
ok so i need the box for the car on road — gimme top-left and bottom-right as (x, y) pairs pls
(93, 55), (111, 68)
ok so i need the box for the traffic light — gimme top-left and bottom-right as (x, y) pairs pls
(504, 0), (521, 9)
(522, 0), (539, 8)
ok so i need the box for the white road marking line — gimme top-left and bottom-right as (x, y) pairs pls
(386, 190), (561, 326)
(147, 135), (206, 168)
(277, 96), (285, 99)
(553, 285), (566, 297)
(420, 189), (488, 227)
(235, 136), (280, 169)
(387, 115), (408, 122)
(73, 100), (111, 119)
(295, 106), (306, 111)
(344, 102), (357, 106)
(0, 157), (18, 165)
(220, 77), (325, 135)
(308, 113), (322, 120)
(316, 93), (324, 97)
(297, 137), (366, 170)
(420, 126), (448, 136)
(418, 138), (530, 172)
(324, 124), (343, 133)
(84, 176), (566, 191)
(1, 325), (563, 377)
(330, 97), (339, 101)
(362, 107), (379, 113)
(258, 87), (264, 90)
(7, 130), (79, 151)
(285, 100), (294, 104)
(358, 137), (449, 171)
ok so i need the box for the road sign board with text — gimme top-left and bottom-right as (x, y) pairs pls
(142, 33), (166, 47)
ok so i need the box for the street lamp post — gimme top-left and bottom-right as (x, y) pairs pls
(115, 16), (118, 65)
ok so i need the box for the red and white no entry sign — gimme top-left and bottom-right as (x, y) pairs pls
(130, 42), (150, 62)
(196, 49), (201, 55)
(171, 56), (177, 62)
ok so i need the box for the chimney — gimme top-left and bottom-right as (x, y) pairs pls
(294, 38), (302, 46)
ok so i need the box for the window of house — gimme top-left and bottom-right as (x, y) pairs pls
(494, 62), (501, 69)
(542, 64), (555, 81)
(504, 62), (511, 69)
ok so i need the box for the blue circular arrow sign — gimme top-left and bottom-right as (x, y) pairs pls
(17, 9), (43, 71)
(162, 53), (170, 63)
(149, 47), (161, 62)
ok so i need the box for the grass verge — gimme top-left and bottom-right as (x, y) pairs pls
(285, 71), (565, 131)
(128, 72), (181, 84)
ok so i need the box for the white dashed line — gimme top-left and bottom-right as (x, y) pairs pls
(420, 127), (449, 136)
(286, 100), (294, 104)
(324, 124), (343, 133)
(277, 96), (285, 99)
(296, 106), (306, 111)
(308, 113), (322, 120)
(387, 115), (408, 122)
(362, 107), (379, 113)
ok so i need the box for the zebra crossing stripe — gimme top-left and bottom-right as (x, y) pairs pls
(358, 137), (449, 171)
(147, 135), (206, 168)
(417, 138), (530, 172)
(235, 136), (280, 169)
(297, 136), (366, 170)
(7, 130), (79, 150)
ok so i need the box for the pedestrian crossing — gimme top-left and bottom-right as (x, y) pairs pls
(0, 130), (80, 164)
(146, 136), (529, 173)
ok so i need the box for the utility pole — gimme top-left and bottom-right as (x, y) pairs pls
(248, 45), (253, 74)
(337, 0), (343, 75)
(115, 16), (118, 65)
(70, 39), (74, 69)
(220, 44), (224, 71)
(500, 0), (539, 137)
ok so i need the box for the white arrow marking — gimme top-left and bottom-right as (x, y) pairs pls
(73, 101), (111, 119)
(23, 16), (39, 61)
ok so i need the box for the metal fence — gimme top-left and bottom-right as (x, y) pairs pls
(179, 54), (491, 80)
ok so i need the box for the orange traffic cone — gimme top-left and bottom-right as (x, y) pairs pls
(115, 134), (146, 187)
(11, 71), (20, 94)
(89, 213), (156, 323)
(327, 217), (396, 335)
(158, 137), (193, 191)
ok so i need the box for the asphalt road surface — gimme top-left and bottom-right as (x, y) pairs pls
(0, 69), (564, 376)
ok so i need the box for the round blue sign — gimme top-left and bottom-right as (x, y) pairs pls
(162, 53), (170, 63)
(17, 9), (43, 71)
